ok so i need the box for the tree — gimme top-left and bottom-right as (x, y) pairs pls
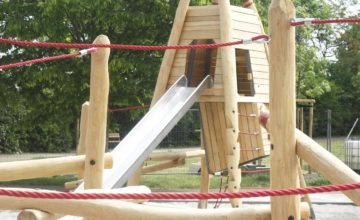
(0, 0), (179, 152)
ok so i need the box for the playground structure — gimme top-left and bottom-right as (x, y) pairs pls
(0, 0), (359, 220)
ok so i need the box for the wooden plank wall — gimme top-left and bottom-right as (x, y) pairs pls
(230, 6), (270, 102)
(162, 5), (271, 173)
(167, 5), (221, 89)
(200, 102), (270, 173)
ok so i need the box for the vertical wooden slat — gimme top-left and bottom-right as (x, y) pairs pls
(206, 103), (222, 171)
(200, 103), (216, 172)
(216, 102), (229, 170)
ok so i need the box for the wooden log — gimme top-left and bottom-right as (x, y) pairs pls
(198, 132), (210, 209)
(84, 35), (110, 189)
(141, 158), (185, 174)
(147, 150), (205, 161)
(18, 209), (58, 220)
(77, 101), (90, 156)
(151, 0), (190, 105)
(268, 0), (300, 219)
(297, 160), (315, 219)
(219, 0), (241, 208)
(0, 154), (112, 182)
(64, 179), (83, 191)
(0, 195), (310, 220)
(77, 101), (89, 180)
(296, 129), (360, 206)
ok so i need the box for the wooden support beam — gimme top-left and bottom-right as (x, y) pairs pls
(147, 150), (205, 161)
(0, 154), (112, 182)
(198, 132), (210, 209)
(84, 35), (110, 189)
(296, 129), (360, 206)
(141, 158), (185, 174)
(219, 0), (241, 208)
(0, 195), (310, 220)
(77, 101), (89, 156)
(64, 179), (83, 191)
(268, 0), (300, 219)
(151, 0), (190, 105)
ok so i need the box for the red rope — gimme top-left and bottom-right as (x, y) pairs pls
(0, 182), (359, 200)
(108, 105), (150, 112)
(0, 35), (270, 50)
(0, 48), (96, 71)
(291, 18), (360, 26)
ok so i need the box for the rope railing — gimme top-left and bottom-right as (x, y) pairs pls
(0, 35), (270, 50)
(0, 48), (96, 71)
(291, 17), (360, 26)
(0, 182), (359, 200)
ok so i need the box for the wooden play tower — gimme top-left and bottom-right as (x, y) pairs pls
(152, 0), (270, 207)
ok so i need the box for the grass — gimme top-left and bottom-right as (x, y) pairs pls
(0, 175), (77, 187)
(313, 136), (346, 161)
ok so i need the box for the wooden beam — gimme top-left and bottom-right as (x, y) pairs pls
(0, 154), (112, 182)
(198, 132), (210, 209)
(64, 179), (83, 191)
(84, 35), (110, 189)
(0, 195), (310, 220)
(268, 0), (300, 219)
(77, 101), (89, 181)
(151, 0), (190, 105)
(296, 129), (360, 206)
(147, 150), (205, 161)
(219, 0), (241, 208)
(141, 158), (185, 174)
(77, 101), (90, 156)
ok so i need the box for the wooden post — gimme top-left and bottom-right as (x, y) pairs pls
(84, 35), (110, 189)
(198, 132), (210, 209)
(219, 0), (241, 208)
(268, 0), (300, 219)
(151, 0), (190, 105)
(308, 103), (314, 174)
(77, 101), (90, 180)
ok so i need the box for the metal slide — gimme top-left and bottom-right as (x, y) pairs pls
(76, 75), (212, 190)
